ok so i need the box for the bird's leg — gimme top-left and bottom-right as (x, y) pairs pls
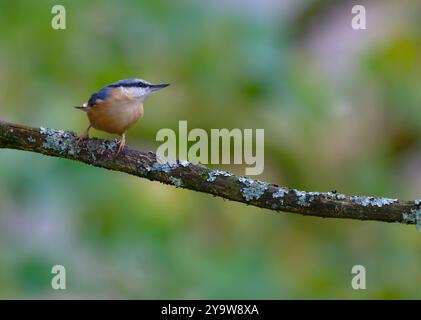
(76, 125), (91, 143)
(116, 132), (126, 157)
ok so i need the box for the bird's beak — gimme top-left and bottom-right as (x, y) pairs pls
(149, 83), (170, 92)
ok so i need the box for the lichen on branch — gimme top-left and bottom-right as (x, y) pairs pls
(1, 119), (420, 229)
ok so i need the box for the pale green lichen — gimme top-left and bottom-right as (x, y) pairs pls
(335, 193), (346, 200)
(84, 139), (119, 160)
(350, 196), (397, 207)
(142, 160), (179, 174)
(313, 191), (346, 200)
(349, 196), (370, 206)
(239, 177), (268, 201)
(291, 190), (348, 207)
(27, 136), (36, 143)
(179, 160), (190, 167)
(402, 208), (421, 231)
(375, 197), (398, 207)
(272, 188), (289, 205)
(318, 191), (346, 201)
(272, 188), (288, 199)
(402, 211), (417, 223)
(207, 170), (233, 182)
(294, 189), (311, 207)
(272, 188), (288, 206)
(88, 139), (118, 155)
(40, 127), (78, 156)
(139, 159), (189, 175)
(152, 161), (178, 173)
(39, 127), (123, 159)
(169, 176), (182, 187)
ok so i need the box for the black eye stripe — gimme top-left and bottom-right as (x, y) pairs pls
(109, 82), (148, 88)
(107, 78), (153, 89)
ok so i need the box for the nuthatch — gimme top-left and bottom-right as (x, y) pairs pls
(76, 78), (169, 155)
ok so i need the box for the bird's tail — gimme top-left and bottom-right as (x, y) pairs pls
(74, 103), (88, 111)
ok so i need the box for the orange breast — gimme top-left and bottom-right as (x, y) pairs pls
(87, 99), (144, 134)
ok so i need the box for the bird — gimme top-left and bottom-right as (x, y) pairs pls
(75, 78), (169, 156)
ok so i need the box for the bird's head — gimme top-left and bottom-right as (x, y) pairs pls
(109, 78), (169, 101)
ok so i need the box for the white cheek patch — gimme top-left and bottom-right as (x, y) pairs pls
(122, 86), (151, 97)
(138, 87), (151, 96)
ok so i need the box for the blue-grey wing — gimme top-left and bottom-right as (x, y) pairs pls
(88, 87), (111, 107)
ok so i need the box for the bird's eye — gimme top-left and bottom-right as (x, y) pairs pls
(138, 82), (147, 87)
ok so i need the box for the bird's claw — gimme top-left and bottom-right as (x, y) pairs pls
(76, 126), (91, 145)
(114, 134), (126, 159)
(76, 134), (88, 145)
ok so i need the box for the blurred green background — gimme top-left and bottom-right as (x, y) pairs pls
(0, 0), (421, 299)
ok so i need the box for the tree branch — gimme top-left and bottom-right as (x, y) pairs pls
(1, 119), (420, 228)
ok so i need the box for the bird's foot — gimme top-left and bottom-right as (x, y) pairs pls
(114, 133), (126, 159)
(76, 126), (91, 144)
(76, 133), (88, 144)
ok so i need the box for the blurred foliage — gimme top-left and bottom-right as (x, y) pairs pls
(1, 0), (421, 298)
